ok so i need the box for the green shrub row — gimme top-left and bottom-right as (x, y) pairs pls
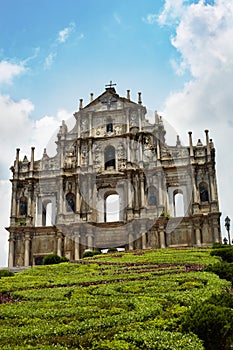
(0, 270), (14, 278)
(43, 254), (69, 265)
(210, 247), (233, 263)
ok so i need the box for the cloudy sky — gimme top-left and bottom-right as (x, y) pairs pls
(0, 0), (232, 266)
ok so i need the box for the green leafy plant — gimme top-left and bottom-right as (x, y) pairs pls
(43, 254), (69, 265)
(107, 247), (118, 253)
(0, 270), (14, 278)
(180, 302), (233, 350)
(206, 262), (233, 285)
(82, 250), (102, 258)
(210, 247), (233, 263)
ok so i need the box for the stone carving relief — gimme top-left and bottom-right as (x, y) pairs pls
(80, 117), (88, 132)
(114, 125), (122, 135)
(96, 126), (105, 137)
(81, 143), (88, 166)
(117, 142), (126, 158)
(100, 95), (117, 110)
(64, 151), (76, 169)
(93, 144), (102, 172)
(143, 136), (156, 162)
(130, 112), (137, 125)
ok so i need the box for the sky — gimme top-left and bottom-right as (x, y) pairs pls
(0, 0), (233, 266)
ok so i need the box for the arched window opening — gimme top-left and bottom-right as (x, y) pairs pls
(147, 187), (157, 206)
(199, 182), (209, 202)
(42, 201), (52, 226)
(19, 197), (27, 216)
(106, 117), (113, 133)
(104, 145), (116, 170)
(66, 193), (75, 212)
(106, 122), (113, 133)
(105, 194), (120, 222)
(174, 191), (184, 217)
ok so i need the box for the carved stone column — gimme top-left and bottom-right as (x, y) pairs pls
(195, 226), (201, 246)
(57, 232), (63, 257)
(10, 181), (17, 225)
(158, 218), (166, 248)
(128, 232), (134, 250)
(88, 139), (93, 166)
(141, 223), (147, 249)
(24, 233), (31, 266)
(8, 232), (15, 268)
(86, 230), (94, 250)
(127, 136), (131, 163)
(159, 229), (166, 248)
(126, 110), (130, 133)
(140, 173), (145, 207)
(74, 233), (80, 260)
(208, 167), (216, 202)
(139, 135), (143, 168)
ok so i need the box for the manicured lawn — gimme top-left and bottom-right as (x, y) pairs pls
(0, 248), (230, 349)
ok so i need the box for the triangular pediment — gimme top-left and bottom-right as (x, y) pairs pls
(81, 87), (140, 113)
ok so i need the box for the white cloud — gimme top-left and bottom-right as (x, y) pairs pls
(0, 180), (11, 267)
(158, 0), (185, 25)
(142, 13), (157, 24)
(0, 92), (73, 266)
(114, 12), (121, 24)
(0, 94), (34, 179)
(0, 60), (25, 85)
(44, 52), (57, 70)
(57, 22), (76, 43)
(159, 0), (233, 240)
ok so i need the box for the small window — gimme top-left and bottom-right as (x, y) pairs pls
(107, 122), (113, 133)
(199, 183), (209, 202)
(66, 193), (75, 212)
(19, 197), (27, 216)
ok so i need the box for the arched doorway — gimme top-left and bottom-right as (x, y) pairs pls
(105, 193), (120, 222)
(42, 201), (53, 226)
(174, 191), (184, 217)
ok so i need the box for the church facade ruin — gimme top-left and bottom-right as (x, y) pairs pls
(7, 85), (221, 267)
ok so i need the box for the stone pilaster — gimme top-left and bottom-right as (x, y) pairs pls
(24, 233), (31, 266)
(74, 233), (80, 260)
(8, 232), (15, 268)
(57, 232), (63, 257)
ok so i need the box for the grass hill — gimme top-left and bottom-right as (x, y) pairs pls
(0, 248), (232, 350)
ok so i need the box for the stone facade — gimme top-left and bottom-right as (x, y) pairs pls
(6, 85), (221, 267)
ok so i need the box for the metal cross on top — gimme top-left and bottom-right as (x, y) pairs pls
(105, 80), (116, 89)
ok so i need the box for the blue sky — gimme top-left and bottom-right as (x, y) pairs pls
(0, 0), (189, 117)
(1, 0), (233, 265)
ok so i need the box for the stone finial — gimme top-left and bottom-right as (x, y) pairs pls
(90, 93), (94, 102)
(138, 92), (142, 105)
(15, 148), (20, 173)
(176, 135), (181, 146)
(155, 110), (159, 124)
(188, 131), (194, 157)
(79, 99), (83, 110)
(205, 129), (210, 155)
(127, 90), (130, 100)
(16, 148), (20, 160)
(30, 147), (35, 172)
